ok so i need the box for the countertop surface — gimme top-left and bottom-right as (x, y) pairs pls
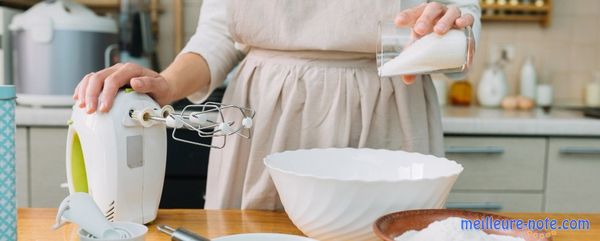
(442, 106), (600, 136)
(16, 106), (72, 127)
(18, 208), (599, 241)
(15, 105), (600, 136)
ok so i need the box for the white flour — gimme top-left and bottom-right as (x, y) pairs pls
(394, 217), (527, 241)
(379, 29), (467, 77)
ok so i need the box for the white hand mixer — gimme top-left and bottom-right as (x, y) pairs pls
(65, 90), (254, 225)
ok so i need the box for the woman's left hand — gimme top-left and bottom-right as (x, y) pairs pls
(394, 2), (474, 84)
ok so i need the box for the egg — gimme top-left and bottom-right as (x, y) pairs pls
(501, 96), (518, 110)
(517, 96), (535, 110)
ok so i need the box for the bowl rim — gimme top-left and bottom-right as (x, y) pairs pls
(372, 209), (552, 241)
(263, 148), (464, 183)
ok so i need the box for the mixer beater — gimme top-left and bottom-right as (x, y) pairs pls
(129, 101), (255, 149)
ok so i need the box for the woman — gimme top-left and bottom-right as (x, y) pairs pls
(74, 0), (481, 210)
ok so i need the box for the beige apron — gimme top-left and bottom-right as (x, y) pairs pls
(204, 0), (443, 210)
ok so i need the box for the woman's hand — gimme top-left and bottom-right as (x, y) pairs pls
(73, 63), (174, 113)
(394, 2), (474, 84)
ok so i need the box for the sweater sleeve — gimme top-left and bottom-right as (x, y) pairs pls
(180, 0), (243, 103)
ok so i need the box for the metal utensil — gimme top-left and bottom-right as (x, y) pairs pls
(157, 225), (210, 241)
(138, 101), (255, 148)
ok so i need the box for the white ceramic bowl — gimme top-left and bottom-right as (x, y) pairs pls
(213, 233), (317, 241)
(264, 148), (463, 241)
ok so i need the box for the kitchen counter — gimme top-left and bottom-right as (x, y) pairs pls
(442, 106), (600, 136)
(18, 208), (600, 241)
(16, 105), (600, 136)
(16, 106), (71, 127)
(19, 208), (302, 241)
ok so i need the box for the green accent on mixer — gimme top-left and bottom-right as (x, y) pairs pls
(71, 133), (89, 193)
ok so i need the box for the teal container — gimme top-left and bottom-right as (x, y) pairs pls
(0, 86), (16, 241)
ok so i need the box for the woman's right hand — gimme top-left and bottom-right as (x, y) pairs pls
(73, 63), (174, 114)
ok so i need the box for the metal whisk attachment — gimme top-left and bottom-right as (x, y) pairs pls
(131, 102), (255, 149)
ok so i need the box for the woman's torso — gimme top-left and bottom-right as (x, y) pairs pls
(228, 0), (424, 53)
(205, 0), (445, 211)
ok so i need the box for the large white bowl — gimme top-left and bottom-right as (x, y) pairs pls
(264, 148), (463, 241)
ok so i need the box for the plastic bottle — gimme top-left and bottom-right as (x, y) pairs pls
(520, 57), (537, 100)
(585, 72), (600, 107)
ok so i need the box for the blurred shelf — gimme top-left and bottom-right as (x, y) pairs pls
(481, 3), (551, 11)
(2, 0), (119, 9)
(0, 0), (162, 37)
(480, 0), (552, 27)
(0, 0), (162, 13)
(482, 15), (547, 22)
(0, 0), (183, 58)
(76, 0), (119, 8)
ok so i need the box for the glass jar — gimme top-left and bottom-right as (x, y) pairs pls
(377, 21), (475, 78)
(449, 80), (473, 106)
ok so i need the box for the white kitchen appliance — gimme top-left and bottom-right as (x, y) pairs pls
(10, 0), (118, 107)
(66, 90), (254, 224)
(477, 63), (508, 107)
(478, 46), (509, 108)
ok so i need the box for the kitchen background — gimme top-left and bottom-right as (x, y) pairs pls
(470, 0), (600, 105)
(1, 0), (600, 215)
(164, 0), (600, 106)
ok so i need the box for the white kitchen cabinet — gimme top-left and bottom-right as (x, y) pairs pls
(447, 192), (544, 212)
(16, 128), (29, 207)
(445, 136), (546, 191)
(546, 138), (600, 212)
(29, 128), (69, 208)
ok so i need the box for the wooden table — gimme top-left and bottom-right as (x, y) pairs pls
(18, 208), (599, 240)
